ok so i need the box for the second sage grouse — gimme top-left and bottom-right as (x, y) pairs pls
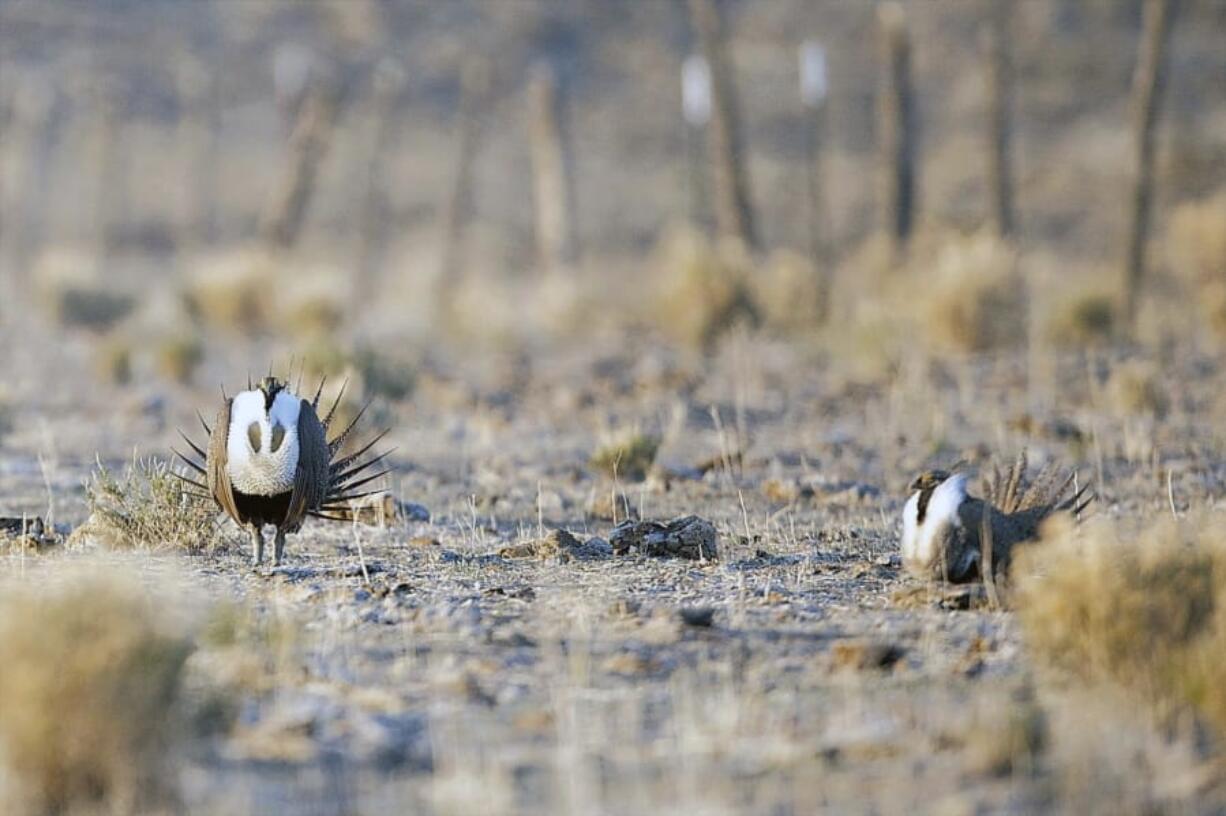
(175, 376), (390, 566)
(901, 452), (1092, 583)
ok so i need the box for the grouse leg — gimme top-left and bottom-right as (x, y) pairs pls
(273, 528), (287, 566)
(250, 525), (266, 566)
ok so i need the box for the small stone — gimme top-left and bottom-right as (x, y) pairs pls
(679, 606), (716, 627)
(562, 536), (613, 562)
(400, 501), (431, 522)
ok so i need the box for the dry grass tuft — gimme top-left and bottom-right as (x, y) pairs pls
(1166, 193), (1226, 289)
(1015, 514), (1226, 736)
(196, 602), (302, 695)
(155, 335), (204, 385)
(752, 250), (826, 333)
(590, 430), (661, 482)
(80, 457), (225, 552)
(33, 248), (135, 333)
(352, 346), (416, 402)
(274, 273), (347, 338)
(93, 337), (134, 385)
(1205, 281), (1226, 337)
(298, 343), (414, 403)
(1164, 195), (1226, 339)
(652, 228), (760, 349)
(183, 247), (274, 335)
(962, 686), (1047, 778)
(917, 232), (1024, 353)
(47, 285), (136, 333)
(0, 572), (195, 814)
(1043, 285), (1118, 348)
(1105, 360), (1170, 419)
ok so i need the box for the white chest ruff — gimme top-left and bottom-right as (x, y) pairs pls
(225, 390), (302, 496)
(901, 474), (968, 573)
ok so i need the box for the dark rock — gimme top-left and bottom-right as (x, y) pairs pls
(610, 515), (719, 560)
(679, 606), (716, 627)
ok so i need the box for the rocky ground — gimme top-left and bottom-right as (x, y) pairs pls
(2, 320), (1224, 815)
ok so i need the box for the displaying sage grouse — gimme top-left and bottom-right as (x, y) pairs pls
(175, 376), (390, 566)
(901, 452), (1092, 583)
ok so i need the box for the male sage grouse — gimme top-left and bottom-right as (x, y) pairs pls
(901, 452), (1093, 583)
(175, 376), (390, 566)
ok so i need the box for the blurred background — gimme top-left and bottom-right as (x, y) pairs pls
(3, 7), (1226, 812)
(0, 0), (1224, 393)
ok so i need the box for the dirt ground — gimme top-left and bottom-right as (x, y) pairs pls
(2, 313), (1224, 815)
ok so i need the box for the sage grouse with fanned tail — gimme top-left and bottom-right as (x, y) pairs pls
(901, 452), (1093, 584)
(175, 376), (391, 566)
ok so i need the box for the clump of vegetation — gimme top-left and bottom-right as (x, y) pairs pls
(752, 250), (826, 334)
(197, 602), (302, 695)
(299, 338), (353, 383)
(33, 248), (136, 333)
(1163, 193), (1226, 339)
(183, 247), (274, 335)
(0, 391), (13, 446)
(652, 228), (760, 349)
(1015, 515), (1226, 736)
(155, 335), (204, 385)
(1043, 285), (1117, 348)
(917, 232), (1024, 353)
(47, 285), (136, 333)
(353, 346), (416, 402)
(1205, 281), (1226, 337)
(0, 571), (195, 814)
(299, 343), (415, 403)
(590, 431), (661, 482)
(275, 274), (347, 338)
(94, 337), (134, 385)
(962, 686), (1047, 778)
(82, 457), (225, 552)
(1166, 193), (1226, 289)
(1106, 360), (1170, 419)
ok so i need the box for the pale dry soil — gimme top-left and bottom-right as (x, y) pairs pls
(2, 326), (1225, 815)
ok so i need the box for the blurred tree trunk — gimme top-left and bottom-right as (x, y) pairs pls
(355, 59), (404, 319)
(981, 0), (1015, 239)
(177, 55), (220, 249)
(684, 116), (709, 231)
(680, 54), (712, 233)
(1123, 0), (1177, 328)
(801, 41), (830, 325)
(876, 2), (916, 259)
(439, 58), (489, 288)
(260, 81), (341, 250)
(4, 76), (57, 301)
(688, 0), (757, 251)
(91, 80), (125, 263)
(529, 63), (578, 276)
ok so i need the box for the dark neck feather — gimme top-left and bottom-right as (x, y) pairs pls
(259, 377), (285, 410)
(916, 487), (936, 524)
